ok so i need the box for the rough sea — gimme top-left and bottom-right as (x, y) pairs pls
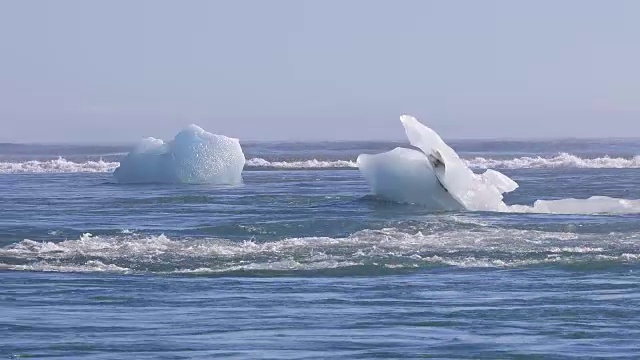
(2, 139), (640, 359)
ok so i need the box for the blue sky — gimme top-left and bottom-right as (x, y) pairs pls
(1, 0), (638, 142)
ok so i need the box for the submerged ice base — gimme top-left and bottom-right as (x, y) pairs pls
(358, 115), (640, 215)
(114, 125), (245, 184)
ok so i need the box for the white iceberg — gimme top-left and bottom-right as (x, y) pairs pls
(357, 147), (466, 211)
(358, 115), (640, 214)
(114, 124), (245, 184)
(358, 115), (517, 211)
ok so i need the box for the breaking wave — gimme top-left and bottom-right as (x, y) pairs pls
(465, 153), (640, 169)
(244, 158), (357, 169)
(1, 153), (639, 174)
(0, 157), (358, 173)
(1, 227), (639, 275)
(0, 158), (119, 173)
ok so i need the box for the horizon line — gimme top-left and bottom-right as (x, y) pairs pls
(2, 135), (640, 146)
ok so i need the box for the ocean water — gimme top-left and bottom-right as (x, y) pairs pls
(1, 139), (640, 359)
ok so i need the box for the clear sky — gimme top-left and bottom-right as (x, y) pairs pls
(1, 0), (638, 143)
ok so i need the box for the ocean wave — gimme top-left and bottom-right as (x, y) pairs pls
(244, 158), (357, 169)
(0, 158), (119, 173)
(2, 227), (638, 274)
(0, 157), (358, 173)
(1, 153), (639, 174)
(466, 153), (640, 169)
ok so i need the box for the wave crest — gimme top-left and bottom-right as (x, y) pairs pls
(0, 157), (119, 173)
(2, 227), (639, 274)
(466, 153), (640, 169)
(1, 153), (639, 174)
(244, 158), (357, 169)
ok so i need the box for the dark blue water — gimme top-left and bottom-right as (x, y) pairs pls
(2, 140), (640, 359)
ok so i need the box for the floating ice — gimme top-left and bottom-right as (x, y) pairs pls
(358, 115), (640, 214)
(358, 115), (517, 211)
(114, 124), (245, 184)
(511, 196), (640, 214)
(357, 147), (464, 210)
(481, 169), (519, 194)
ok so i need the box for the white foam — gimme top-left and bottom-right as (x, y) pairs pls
(0, 157), (357, 174)
(244, 158), (357, 169)
(0, 157), (119, 173)
(467, 153), (640, 169)
(6, 260), (130, 273)
(1, 227), (638, 273)
(173, 259), (363, 274)
(2, 153), (639, 174)
(114, 124), (245, 184)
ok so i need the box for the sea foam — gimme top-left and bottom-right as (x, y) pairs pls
(466, 153), (640, 169)
(0, 158), (119, 173)
(2, 154), (640, 174)
(2, 225), (638, 274)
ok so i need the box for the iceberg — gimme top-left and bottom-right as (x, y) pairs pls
(511, 196), (640, 214)
(358, 115), (517, 211)
(357, 147), (465, 211)
(114, 124), (245, 184)
(357, 115), (640, 215)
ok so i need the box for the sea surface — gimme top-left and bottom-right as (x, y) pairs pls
(2, 139), (640, 359)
